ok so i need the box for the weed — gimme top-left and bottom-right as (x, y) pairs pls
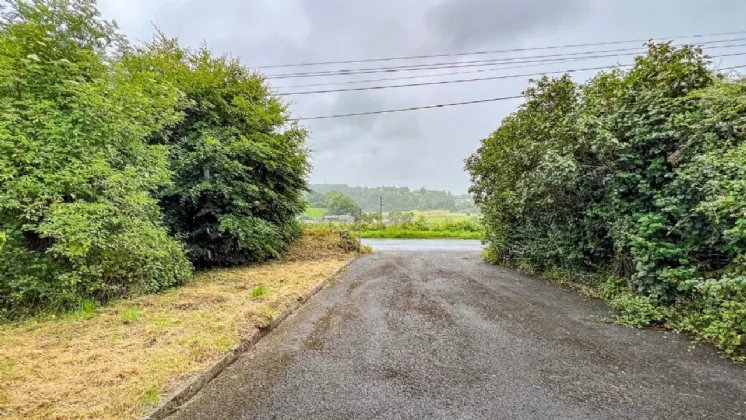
(600, 275), (627, 300)
(119, 307), (141, 324)
(251, 285), (268, 298)
(260, 307), (277, 321)
(65, 300), (98, 321)
(143, 385), (159, 406)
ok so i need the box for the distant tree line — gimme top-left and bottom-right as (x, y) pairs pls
(324, 191), (361, 217)
(306, 184), (478, 212)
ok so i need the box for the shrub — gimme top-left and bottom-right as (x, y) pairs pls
(0, 0), (190, 318)
(127, 35), (310, 268)
(611, 295), (665, 327)
(466, 42), (746, 359)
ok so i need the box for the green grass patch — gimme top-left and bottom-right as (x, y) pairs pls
(304, 207), (327, 220)
(118, 307), (141, 324)
(143, 385), (159, 406)
(64, 300), (98, 321)
(381, 209), (480, 223)
(251, 285), (268, 298)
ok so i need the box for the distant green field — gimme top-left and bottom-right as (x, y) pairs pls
(305, 207), (327, 220)
(305, 208), (478, 222)
(386, 210), (480, 223)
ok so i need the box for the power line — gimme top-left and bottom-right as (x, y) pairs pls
(295, 95), (524, 120)
(294, 64), (746, 121)
(265, 38), (746, 79)
(268, 46), (646, 79)
(273, 39), (746, 89)
(281, 64), (629, 97)
(256, 30), (746, 69)
(272, 57), (590, 90)
(278, 50), (746, 96)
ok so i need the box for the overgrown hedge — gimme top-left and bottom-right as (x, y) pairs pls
(128, 35), (310, 268)
(467, 43), (746, 360)
(0, 0), (309, 318)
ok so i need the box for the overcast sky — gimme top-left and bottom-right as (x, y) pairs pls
(99, 0), (746, 194)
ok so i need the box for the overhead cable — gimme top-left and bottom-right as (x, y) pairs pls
(280, 50), (746, 96)
(266, 38), (746, 79)
(257, 30), (746, 69)
(294, 64), (746, 120)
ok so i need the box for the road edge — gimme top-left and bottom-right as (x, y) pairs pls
(142, 257), (357, 420)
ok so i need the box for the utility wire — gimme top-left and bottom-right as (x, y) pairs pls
(256, 30), (746, 69)
(266, 38), (746, 79)
(294, 64), (746, 121)
(279, 50), (746, 96)
(274, 38), (746, 89)
(295, 95), (525, 120)
(268, 47), (646, 78)
(273, 57), (591, 90)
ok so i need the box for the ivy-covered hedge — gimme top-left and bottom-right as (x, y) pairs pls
(467, 43), (746, 360)
(0, 0), (309, 318)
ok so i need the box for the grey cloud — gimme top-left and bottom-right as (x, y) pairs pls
(425, 0), (589, 50)
(299, 0), (432, 60)
(99, 0), (746, 193)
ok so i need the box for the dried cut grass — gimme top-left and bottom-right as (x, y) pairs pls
(285, 228), (360, 261)
(0, 231), (354, 420)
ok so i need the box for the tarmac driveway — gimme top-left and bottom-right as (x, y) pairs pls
(168, 250), (746, 419)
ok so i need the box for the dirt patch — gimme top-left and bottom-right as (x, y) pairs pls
(306, 308), (335, 351)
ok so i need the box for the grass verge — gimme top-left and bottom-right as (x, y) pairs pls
(0, 232), (356, 420)
(491, 259), (746, 363)
(394, 210), (479, 223)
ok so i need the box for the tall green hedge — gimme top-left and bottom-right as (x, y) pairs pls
(0, 0), (310, 317)
(467, 43), (746, 360)
(127, 35), (310, 268)
(0, 0), (191, 317)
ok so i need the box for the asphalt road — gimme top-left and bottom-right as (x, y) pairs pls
(361, 238), (484, 251)
(169, 250), (746, 420)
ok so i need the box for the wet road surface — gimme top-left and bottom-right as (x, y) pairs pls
(362, 238), (483, 252)
(168, 251), (746, 419)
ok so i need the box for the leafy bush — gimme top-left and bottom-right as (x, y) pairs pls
(610, 295), (665, 327)
(127, 35), (310, 268)
(0, 0), (312, 318)
(0, 0), (190, 317)
(467, 42), (746, 359)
